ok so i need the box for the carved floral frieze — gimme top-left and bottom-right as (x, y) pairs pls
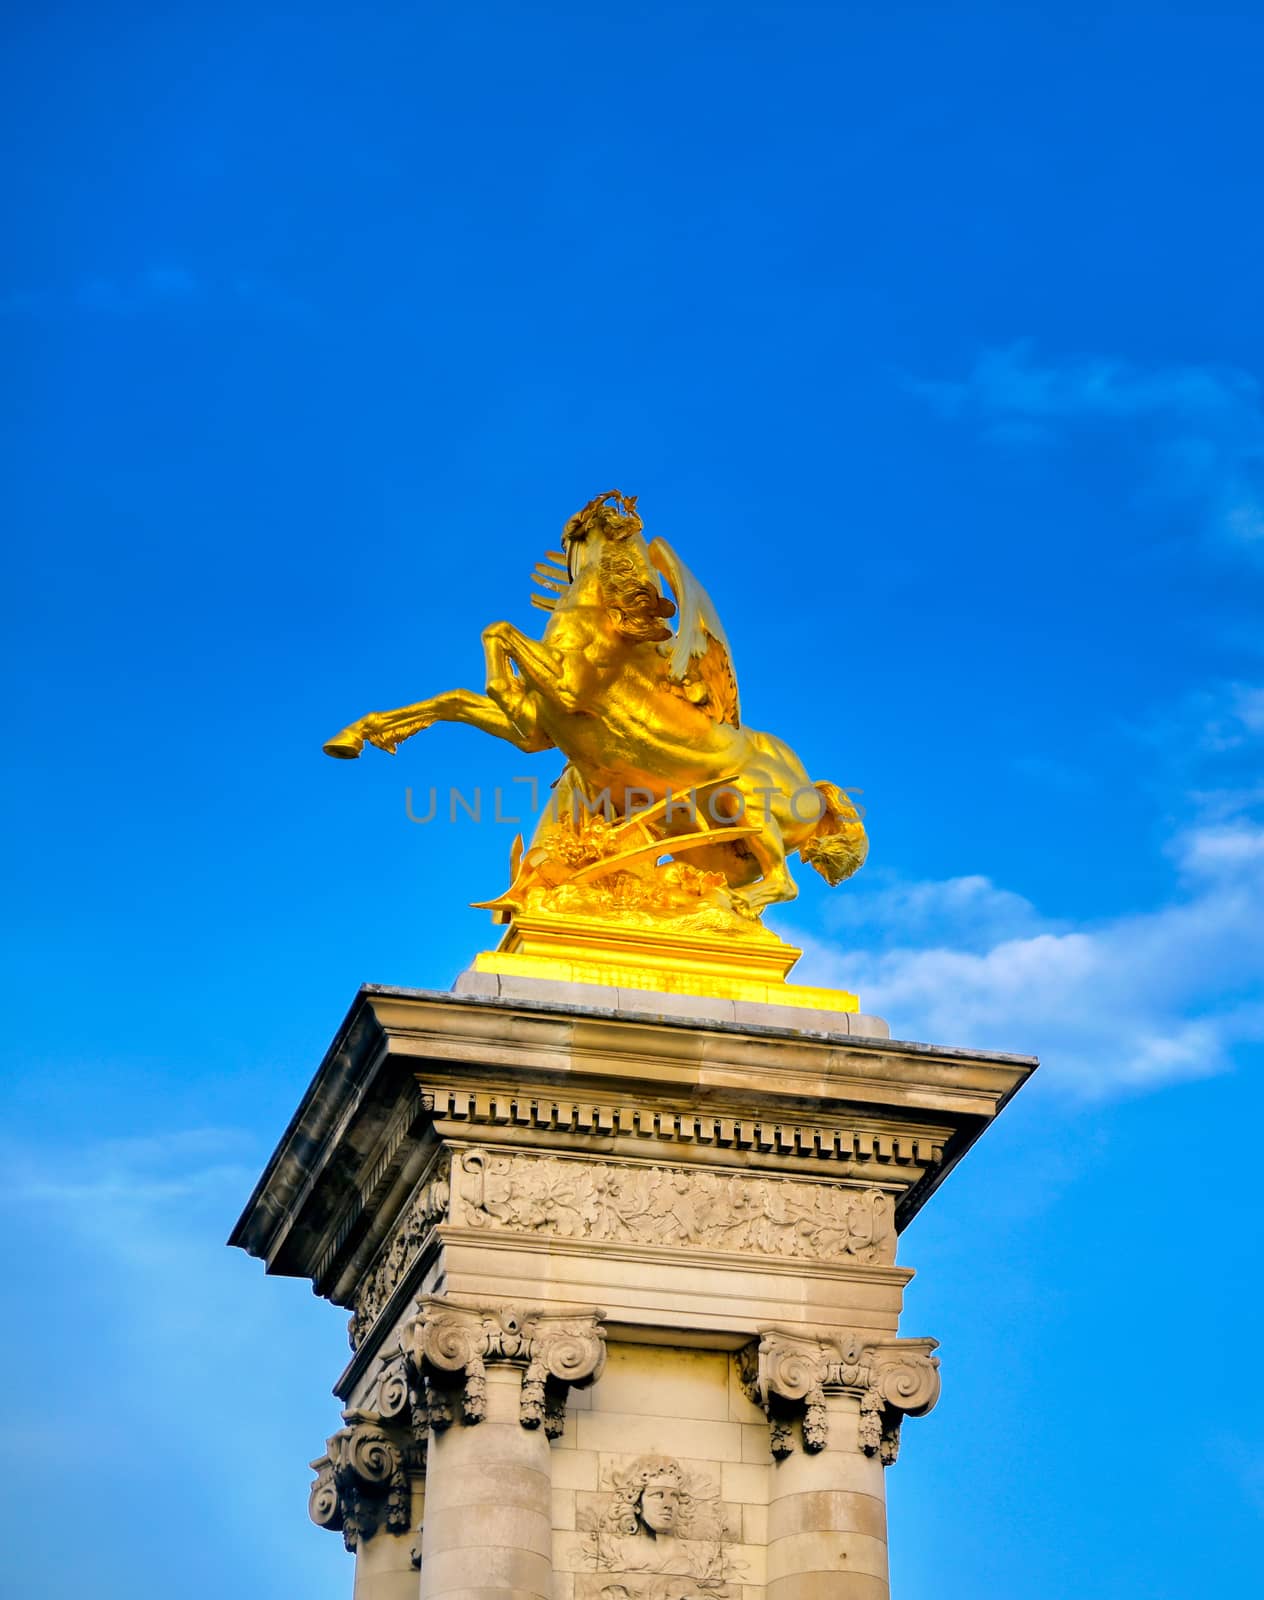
(346, 1144), (897, 1352)
(456, 1148), (895, 1265)
(348, 1155), (451, 1348)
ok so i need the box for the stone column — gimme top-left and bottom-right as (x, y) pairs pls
(417, 1364), (553, 1599)
(309, 1413), (421, 1600)
(350, 1477), (425, 1600)
(750, 1331), (941, 1600)
(402, 1298), (606, 1600)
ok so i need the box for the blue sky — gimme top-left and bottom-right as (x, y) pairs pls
(2, 2), (1262, 1595)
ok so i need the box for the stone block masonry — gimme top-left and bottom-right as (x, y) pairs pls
(232, 979), (1035, 1599)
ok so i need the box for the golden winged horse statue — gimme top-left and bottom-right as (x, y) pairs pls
(324, 492), (866, 935)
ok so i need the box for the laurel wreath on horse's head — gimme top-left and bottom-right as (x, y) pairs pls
(561, 489), (643, 554)
(560, 491), (675, 643)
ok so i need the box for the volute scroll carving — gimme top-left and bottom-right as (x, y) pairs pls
(308, 1353), (426, 1549)
(742, 1329), (940, 1464)
(402, 1296), (606, 1438)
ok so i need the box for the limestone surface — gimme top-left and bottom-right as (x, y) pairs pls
(231, 983), (1035, 1599)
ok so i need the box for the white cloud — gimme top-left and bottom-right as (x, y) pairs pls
(1177, 821), (1264, 871)
(1138, 680), (1264, 763)
(822, 870), (1049, 952)
(1200, 683), (1264, 749)
(792, 809), (1264, 1098)
(912, 342), (1264, 550)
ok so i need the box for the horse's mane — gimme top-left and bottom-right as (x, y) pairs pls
(562, 489), (676, 643)
(599, 540), (676, 643)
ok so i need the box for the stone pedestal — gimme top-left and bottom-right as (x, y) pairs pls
(231, 979), (1034, 1599)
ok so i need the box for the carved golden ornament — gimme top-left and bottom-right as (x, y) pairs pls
(324, 491), (867, 1005)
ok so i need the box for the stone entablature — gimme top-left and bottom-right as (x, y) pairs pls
(348, 1154), (451, 1348)
(348, 1147), (899, 1350)
(230, 986), (1034, 1331)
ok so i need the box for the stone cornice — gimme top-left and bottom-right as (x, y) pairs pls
(370, 987), (1035, 1116)
(230, 985), (1035, 1303)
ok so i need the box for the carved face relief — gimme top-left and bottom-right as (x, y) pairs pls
(639, 1478), (680, 1535)
(575, 1454), (738, 1598)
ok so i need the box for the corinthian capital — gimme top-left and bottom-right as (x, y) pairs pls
(858, 1337), (941, 1465)
(308, 1414), (409, 1550)
(402, 1296), (606, 1436)
(742, 1329), (941, 1463)
(744, 1330), (832, 1456)
(308, 1353), (425, 1548)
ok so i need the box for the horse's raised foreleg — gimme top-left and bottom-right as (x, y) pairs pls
(482, 623), (571, 716)
(324, 688), (552, 759)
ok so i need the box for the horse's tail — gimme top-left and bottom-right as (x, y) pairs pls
(799, 781), (868, 886)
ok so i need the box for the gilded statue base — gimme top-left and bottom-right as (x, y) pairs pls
(471, 911), (860, 1011)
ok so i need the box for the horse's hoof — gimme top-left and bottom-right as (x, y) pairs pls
(323, 727), (365, 759)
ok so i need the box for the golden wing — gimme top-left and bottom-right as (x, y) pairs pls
(648, 536), (741, 728)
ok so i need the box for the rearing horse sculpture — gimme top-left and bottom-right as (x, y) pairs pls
(324, 492), (866, 916)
